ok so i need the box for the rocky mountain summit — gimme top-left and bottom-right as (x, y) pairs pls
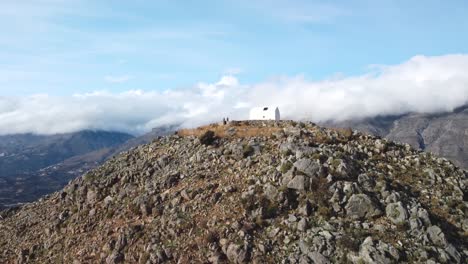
(0, 121), (466, 263)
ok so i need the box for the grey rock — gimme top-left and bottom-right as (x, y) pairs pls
(409, 217), (423, 234)
(226, 243), (249, 263)
(463, 219), (468, 233)
(308, 251), (330, 264)
(357, 174), (375, 192)
(104, 196), (113, 205)
(426, 225), (447, 247)
(345, 194), (382, 219)
(297, 218), (308, 232)
(86, 189), (98, 205)
(17, 249), (28, 264)
(299, 239), (311, 255)
(298, 255), (311, 264)
(444, 243), (461, 263)
(294, 158), (320, 177)
(374, 139), (386, 153)
(343, 181), (360, 197)
(264, 183), (279, 200)
(417, 208), (431, 226)
(106, 251), (124, 264)
(384, 192), (401, 204)
(284, 127), (302, 137)
(288, 175), (307, 191)
(385, 202), (408, 224)
(279, 142), (296, 154)
(348, 237), (398, 264)
(298, 201), (312, 216)
(208, 252), (225, 264)
(115, 234), (127, 252)
(288, 214), (298, 222)
(295, 146), (316, 159)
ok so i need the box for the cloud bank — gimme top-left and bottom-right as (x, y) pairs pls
(1, 54), (468, 135)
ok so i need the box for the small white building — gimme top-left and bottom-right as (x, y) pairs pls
(249, 106), (280, 121)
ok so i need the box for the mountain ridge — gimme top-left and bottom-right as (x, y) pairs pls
(0, 121), (466, 263)
(323, 105), (468, 169)
(0, 130), (134, 207)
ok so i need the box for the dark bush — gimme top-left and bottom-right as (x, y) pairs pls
(199, 130), (217, 146)
(337, 234), (360, 252)
(243, 144), (255, 158)
(258, 196), (279, 219)
(204, 230), (220, 244)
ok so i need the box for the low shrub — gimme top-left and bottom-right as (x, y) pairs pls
(199, 130), (217, 146)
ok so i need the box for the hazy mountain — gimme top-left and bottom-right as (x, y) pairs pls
(0, 131), (133, 207)
(0, 121), (465, 263)
(0, 127), (176, 208)
(324, 105), (468, 169)
(110, 126), (177, 155)
(0, 131), (134, 177)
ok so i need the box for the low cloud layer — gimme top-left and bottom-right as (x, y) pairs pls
(1, 54), (468, 135)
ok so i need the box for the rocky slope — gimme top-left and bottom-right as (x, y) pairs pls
(0, 121), (466, 263)
(325, 105), (468, 169)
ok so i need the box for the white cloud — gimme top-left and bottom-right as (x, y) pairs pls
(0, 54), (468, 135)
(104, 75), (132, 84)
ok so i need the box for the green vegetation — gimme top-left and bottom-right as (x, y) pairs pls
(280, 161), (293, 173)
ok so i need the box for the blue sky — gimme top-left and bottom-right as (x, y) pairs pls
(2, 0), (468, 96)
(1, 0), (468, 135)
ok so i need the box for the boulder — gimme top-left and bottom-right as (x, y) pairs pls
(226, 243), (249, 263)
(294, 158), (320, 177)
(288, 176), (307, 191)
(297, 218), (308, 232)
(426, 225), (447, 247)
(348, 237), (399, 264)
(106, 252), (124, 264)
(308, 251), (330, 264)
(385, 202), (408, 224)
(86, 189), (98, 205)
(345, 194), (382, 219)
(264, 183), (279, 200)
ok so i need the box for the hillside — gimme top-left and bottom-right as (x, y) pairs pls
(0, 127), (176, 209)
(0, 131), (133, 207)
(325, 105), (468, 169)
(0, 131), (134, 175)
(0, 121), (466, 263)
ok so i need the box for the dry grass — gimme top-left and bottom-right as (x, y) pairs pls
(178, 121), (355, 146)
(178, 122), (282, 138)
(335, 127), (354, 139)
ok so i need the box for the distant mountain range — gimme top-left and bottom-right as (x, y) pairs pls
(0, 127), (175, 208)
(324, 105), (468, 169)
(0, 131), (133, 175)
